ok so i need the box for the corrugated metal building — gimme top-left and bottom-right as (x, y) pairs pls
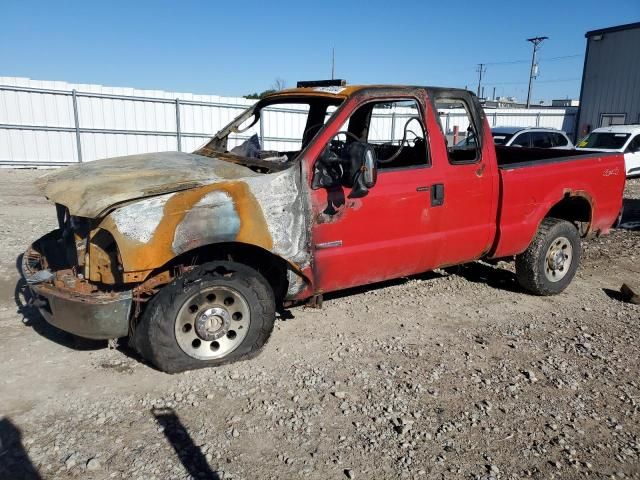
(576, 22), (640, 138)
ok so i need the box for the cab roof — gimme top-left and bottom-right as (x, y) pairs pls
(265, 84), (473, 101)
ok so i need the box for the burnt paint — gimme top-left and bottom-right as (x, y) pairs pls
(99, 181), (273, 274)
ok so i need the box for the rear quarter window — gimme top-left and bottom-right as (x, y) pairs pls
(510, 132), (531, 147)
(552, 133), (568, 147)
(531, 132), (553, 148)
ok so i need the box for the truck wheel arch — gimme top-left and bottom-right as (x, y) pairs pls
(544, 193), (593, 236)
(138, 242), (310, 306)
(489, 192), (593, 260)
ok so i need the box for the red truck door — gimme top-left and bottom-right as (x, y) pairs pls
(427, 92), (497, 266)
(308, 94), (445, 293)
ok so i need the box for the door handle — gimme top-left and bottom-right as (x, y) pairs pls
(416, 186), (430, 192)
(431, 183), (445, 207)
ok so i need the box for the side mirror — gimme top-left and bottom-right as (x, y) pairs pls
(362, 147), (377, 188)
(348, 143), (377, 198)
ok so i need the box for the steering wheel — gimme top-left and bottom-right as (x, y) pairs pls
(378, 116), (423, 164)
(326, 130), (362, 154)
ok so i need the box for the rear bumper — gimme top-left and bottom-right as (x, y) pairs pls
(22, 231), (132, 340)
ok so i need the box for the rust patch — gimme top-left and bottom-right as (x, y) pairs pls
(133, 270), (172, 298)
(123, 270), (153, 283)
(52, 269), (97, 294)
(88, 242), (117, 284)
(101, 181), (273, 279)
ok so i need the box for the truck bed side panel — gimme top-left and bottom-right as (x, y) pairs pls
(491, 153), (625, 258)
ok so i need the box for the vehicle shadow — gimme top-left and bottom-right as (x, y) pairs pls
(0, 418), (42, 480)
(152, 407), (221, 480)
(617, 197), (640, 231)
(322, 270), (446, 303)
(14, 254), (106, 351)
(445, 261), (523, 293)
(317, 262), (522, 304)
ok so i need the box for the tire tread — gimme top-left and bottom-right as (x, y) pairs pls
(132, 261), (275, 373)
(515, 218), (581, 296)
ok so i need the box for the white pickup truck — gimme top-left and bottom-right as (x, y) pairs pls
(576, 125), (640, 177)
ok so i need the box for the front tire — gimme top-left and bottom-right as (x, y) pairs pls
(515, 218), (581, 296)
(132, 261), (276, 373)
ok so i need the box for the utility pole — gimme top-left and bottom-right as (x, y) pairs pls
(476, 63), (486, 98)
(331, 47), (335, 80)
(526, 36), (548, 108)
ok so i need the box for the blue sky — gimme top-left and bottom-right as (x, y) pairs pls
(1, 0), (638, 102)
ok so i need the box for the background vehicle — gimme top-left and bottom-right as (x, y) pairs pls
(23, 82), (625, 373)
(456, 126), (573, 149)
(576, 125), (640, 177)
(491, 127), (573, 148)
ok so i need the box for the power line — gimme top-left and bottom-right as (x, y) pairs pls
(447, 53), (583, 76)
(542, 54), (583, 61)
(479, 77), (581, 86)
(484, 59), (530, 66)
(482, 53), (582, 66)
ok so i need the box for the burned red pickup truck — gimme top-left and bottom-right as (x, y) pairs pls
(23, 81), (625, 372)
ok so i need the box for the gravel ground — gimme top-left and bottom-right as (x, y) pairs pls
(0, 169), (638, 480)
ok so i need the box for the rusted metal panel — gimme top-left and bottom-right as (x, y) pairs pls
(34, 144), (313, 289)
(22, 241), (132, 339)
(37, 152), (311, 286)
(98, 180), (274, 273)
(36, 151), (262, 217)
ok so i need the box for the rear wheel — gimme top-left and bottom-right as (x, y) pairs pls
(132, 261), (275, 373)
(515, 218), (581, 295)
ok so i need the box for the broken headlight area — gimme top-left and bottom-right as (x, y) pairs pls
(56, 203), (93, 272)
(87, 228), (123, 284)
(24, 229), (101, 292)
(54, 204), (124, 284)
(22, 230), (133, 340)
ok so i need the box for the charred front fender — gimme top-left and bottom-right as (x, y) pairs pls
(93, 166), (311, 284)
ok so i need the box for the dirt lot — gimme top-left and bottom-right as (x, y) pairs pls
(0, 169), (639, 480)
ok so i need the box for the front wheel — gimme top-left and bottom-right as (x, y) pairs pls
(132, 261), (276, 373)
(515, 218), (581, 296)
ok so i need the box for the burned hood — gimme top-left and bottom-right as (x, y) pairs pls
(37, 151), (260, 217)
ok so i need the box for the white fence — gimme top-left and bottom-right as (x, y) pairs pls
(0, 77), (578, 166)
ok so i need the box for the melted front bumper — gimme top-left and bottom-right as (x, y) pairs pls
(22, 230), (132, 340)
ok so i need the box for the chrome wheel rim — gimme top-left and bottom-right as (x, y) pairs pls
(175, 286), (250, 360)
(544, 236), (573, 283)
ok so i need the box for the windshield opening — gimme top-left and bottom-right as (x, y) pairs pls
(577, 132), (630, 150)
(194, 96), (344, 171)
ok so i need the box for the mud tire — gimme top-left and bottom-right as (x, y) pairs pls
(515, 218), (581, 296)
(132, 261), (275, 373)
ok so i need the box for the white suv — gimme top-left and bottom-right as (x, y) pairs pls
(576, 125), (640, 177)
(491, 127), (574, 149)
(455, 127), (573, 150)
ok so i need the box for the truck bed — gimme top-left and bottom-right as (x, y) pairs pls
(490, 147), (626, 258)
(495, 145), (596, 168)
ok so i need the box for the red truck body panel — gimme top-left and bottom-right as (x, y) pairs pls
(305, 89), (502, 293)
(491, 153), (626, 258)
(301, 87), (625, 295)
